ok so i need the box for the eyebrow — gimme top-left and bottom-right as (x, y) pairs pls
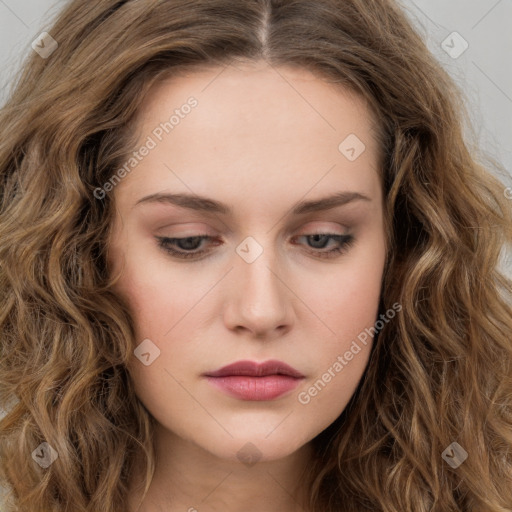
(132, 190), (371, 215)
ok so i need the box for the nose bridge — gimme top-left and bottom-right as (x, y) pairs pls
(238, 234), (284, 305)
(225, 234), (291, 334)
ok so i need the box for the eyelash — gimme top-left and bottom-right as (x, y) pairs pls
(155, 233), (355, 261)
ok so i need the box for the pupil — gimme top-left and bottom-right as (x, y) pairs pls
(180, 237), (202, 250)
(309, 234), (328, 249)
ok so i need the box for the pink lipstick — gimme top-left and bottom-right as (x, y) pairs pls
(203, 359), (305, 401)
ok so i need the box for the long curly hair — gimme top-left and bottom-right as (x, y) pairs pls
(1, 0), (511, 510)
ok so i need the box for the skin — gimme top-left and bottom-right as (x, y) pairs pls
(106, 59), (387, 512)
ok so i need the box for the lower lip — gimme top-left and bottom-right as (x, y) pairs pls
(205, 375), (303, 401)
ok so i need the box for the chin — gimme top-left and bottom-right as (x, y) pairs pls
(188, 428), (314, 465)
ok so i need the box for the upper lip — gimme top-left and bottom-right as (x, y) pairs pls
(204, 359), (304, 378)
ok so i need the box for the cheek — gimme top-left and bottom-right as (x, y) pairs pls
(296, 348), (370, 431)
(295, 257), (382, 407)
(120, 262), (174, 341)
(302, 259), (383, 341)
(295, 271), (381, 421)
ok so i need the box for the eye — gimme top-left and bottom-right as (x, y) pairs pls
(155, 233), (355, 260)
(291, 233), (355, 258)
(156, 235), (216, 260)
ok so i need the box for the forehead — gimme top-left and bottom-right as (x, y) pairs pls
(116, 61), (383, 214)
(136, 61), (381, 146)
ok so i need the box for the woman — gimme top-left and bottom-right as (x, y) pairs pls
(1, 1), (511, 511)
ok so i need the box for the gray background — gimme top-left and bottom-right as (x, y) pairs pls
(0, 0), (511, 502)
(1, 0), (510, 274)
(1, 0), (511, 174)
(1, 0), (511, 178)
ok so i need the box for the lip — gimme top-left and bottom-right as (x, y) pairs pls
(204, 359), (305, 378)
(203, 360), (305, 401)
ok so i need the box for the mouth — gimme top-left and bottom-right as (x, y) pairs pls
(203, 359), (305, 401)
(204, 359), (305, 378)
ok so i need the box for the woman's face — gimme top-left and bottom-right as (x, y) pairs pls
(107, 60), (387, 463)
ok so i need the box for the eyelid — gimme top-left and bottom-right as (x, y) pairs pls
(155, 231), (355, 261)
(156, 220), (348, 236)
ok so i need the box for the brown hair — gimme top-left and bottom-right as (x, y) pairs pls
(1, 0), (511, 510)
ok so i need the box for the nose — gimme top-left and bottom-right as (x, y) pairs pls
(222, 248), (293, 339)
